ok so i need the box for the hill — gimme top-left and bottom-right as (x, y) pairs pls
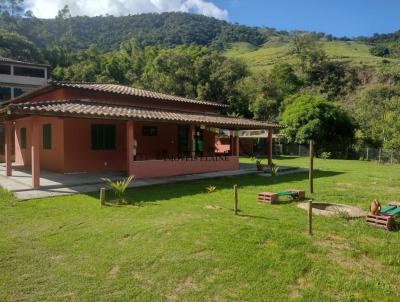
(0, 12), (269, 51)
(224, 38), (400, 72)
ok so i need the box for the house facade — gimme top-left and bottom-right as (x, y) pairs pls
(0, 82), (282, 188)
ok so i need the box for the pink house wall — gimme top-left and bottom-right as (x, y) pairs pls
(63, 118), (126, 173)
(13, 116), (221, 175)
(131, 156), (239, 179)
(14, 116), (65, 172)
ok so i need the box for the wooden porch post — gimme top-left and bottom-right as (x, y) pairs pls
(189, 124), (195, 158)
(126, 120), (135, 177)
(234, 134), (240, 157)
(267, 128), (273, 166)
(31, 118), (40, 189)
(4, 121), (12, 176)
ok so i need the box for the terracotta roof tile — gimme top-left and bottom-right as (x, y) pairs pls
(8, 100), (283, 129)
(51, 82), (227, 108)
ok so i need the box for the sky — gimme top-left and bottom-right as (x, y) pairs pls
(25, 0), (400, 37)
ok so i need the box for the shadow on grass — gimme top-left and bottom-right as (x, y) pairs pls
(89, 169), (342, 206)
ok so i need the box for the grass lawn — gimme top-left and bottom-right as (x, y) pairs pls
(1, 157), (400, 301)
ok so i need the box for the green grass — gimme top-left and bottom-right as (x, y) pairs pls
(1, 158), (400, 301)
(224, 40), (400, 72)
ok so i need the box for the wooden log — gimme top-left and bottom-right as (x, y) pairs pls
(100, 187), (106, 205)
(234, 184), (238, 215)
(308, 200), (313, 236)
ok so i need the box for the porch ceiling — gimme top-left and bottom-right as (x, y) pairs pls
(5, 99), (283, 130)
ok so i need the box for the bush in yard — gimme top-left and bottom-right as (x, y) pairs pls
(281, 95), (355, 158)
(104, 176), (134, 203)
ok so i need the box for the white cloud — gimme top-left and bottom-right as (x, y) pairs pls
(25, 0), (229, 20)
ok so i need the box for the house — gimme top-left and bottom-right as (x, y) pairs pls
(0, 56), (49, 161)
(0, 81), (282, 188)
(0, 56), (49, 102)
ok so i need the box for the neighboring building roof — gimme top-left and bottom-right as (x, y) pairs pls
(0, 56), (50, 68)
(10, 81), (228, 108)
(6, 99), (283, 130)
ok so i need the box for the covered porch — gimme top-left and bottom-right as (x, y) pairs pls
(3, 100), (278, 190)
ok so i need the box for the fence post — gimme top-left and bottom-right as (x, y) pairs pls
(366, 148), (369, 161)
(233, 185), (238, 215)
(309, 140), (314, 194)
(100, 187), (106, 205)
(390, 151), (393, 164)
(308, 200), (313, 236)
(378, 148), (382, 163)
(298, 144), (301, 157)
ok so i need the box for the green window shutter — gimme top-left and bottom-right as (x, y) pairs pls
(20, 128), (26, 149)
(91, 124), (116, 150)
(42, 124), (52, 149)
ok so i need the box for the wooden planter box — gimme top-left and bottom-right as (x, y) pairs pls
(366, 214), (393, 231)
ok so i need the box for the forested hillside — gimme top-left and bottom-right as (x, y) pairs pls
(0, 12), (269, 51)
(0, 6), (400, 156)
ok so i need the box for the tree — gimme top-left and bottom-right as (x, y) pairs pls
(0, 0), (24, 16)
(56, 5), (71, 19)
(0, 29), (43, 62)
(291, 33), (326, 73)
(246, 63), (302, 121)
(354, 84), (400, 150)
(281, 95), (355, 157)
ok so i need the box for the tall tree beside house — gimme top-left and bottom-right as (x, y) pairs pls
(281, 95), (355, 158)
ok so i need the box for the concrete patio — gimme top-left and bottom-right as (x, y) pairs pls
(0, 163), (306, 200)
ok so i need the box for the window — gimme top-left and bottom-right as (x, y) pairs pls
(91, 124), (116, 150)
(20, 128), (26, 149)
(0, 65), (11, 75)
(13, 66), (45, 78)
(42, 124), (52, 149)
(13, 88), (26, 98)
(142, 126), (157, 136)
(0, 86), (11, 102)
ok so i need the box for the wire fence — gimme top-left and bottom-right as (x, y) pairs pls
(274, 143), (400, 164)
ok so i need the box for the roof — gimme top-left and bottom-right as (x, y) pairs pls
(0, 56), (50, 68)
(11, 81), (227, 108)
(5, 99), (283, 130)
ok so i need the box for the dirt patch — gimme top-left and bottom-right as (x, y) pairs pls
(297, 202), (366, 218)
(166, 277), (198, 301)
(49, 255), (64, 263)
(118, 233), (131, 245)
(106, 265), (120, 279)
(205, 205), (223, 210)
(132, 271), (154, 289)
(289, 276), (309, 299)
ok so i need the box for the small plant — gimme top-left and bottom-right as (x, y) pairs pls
(270, 163), (279, 177)
(104, 176), (134, 203)
(206, 185), (217, 193)
(319, 151), (331, 159)
(251, 157), (265, 172)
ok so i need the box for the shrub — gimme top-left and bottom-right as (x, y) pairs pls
(206, 185), (217, 193)
(104, 176), (134, 202)
(319, 151), (331, 159)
